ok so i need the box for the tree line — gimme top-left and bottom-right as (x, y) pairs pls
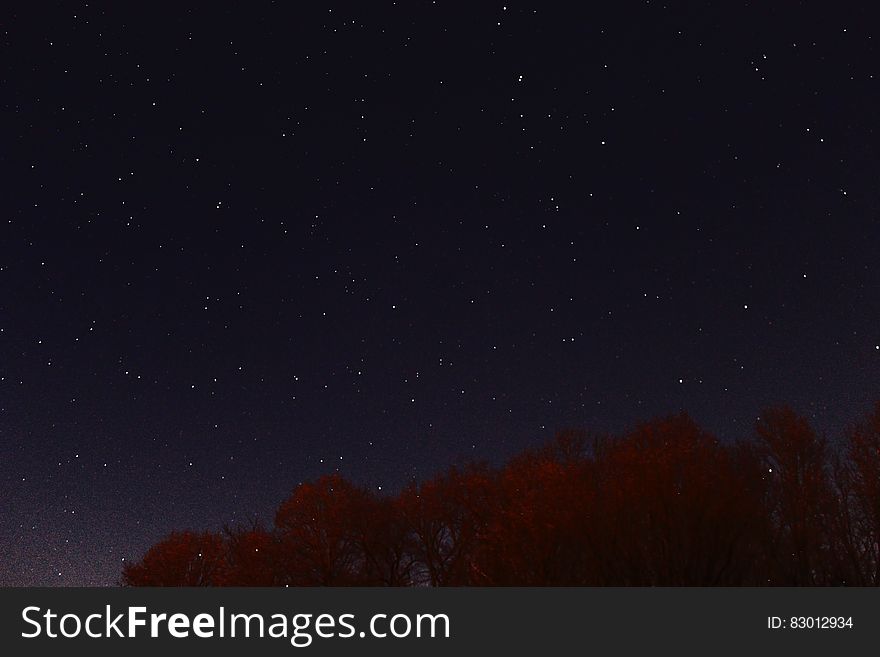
(122, 403), (880, 586)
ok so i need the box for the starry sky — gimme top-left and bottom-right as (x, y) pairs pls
(2, 2), (879, 586)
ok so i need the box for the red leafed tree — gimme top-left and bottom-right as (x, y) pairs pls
(834, 402), (880, 584)
(121, 530), (226, 586)
(274, 474), (374, 585)
(400, 464), (495, 586)
(353, 495), (417, 586)
(474, 432), (597, 585)
(122, 402), (880, 587)
(587, 414), (763, 585)
(217, 525), (280, 586)
(754, 406), (836, 584)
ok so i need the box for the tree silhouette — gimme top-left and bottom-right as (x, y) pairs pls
(123, 402), (880, 587)
(350, 495), (417, 586)
(400, 464), (494, 586)
(274, 474), (372, 585)
(218, 524), (279, 586)
(587, 414), (762, 585)
(475, 439), (595, 585)
(834, 403), (880, 584)
(122, 530), (225, 586)
(754, 407), (834, 584)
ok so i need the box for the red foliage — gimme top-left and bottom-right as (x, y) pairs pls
(122, 530), (225, 586)
(273, 474), (372, 585)
(123, 404), (880, 586)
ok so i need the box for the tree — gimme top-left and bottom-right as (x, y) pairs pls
(400, 464), (494, 586)
(218, 524), (280, 586)
(587, 414), (762, 585)
(474, 436), (596, 585)
(274, 474), (373, 585)
(122, 530), (225, 586)
(353, 495), (417, 586)
(834, 402), (880, 584)
(754, 407), (835, 584)
(123, 402), (880, 587)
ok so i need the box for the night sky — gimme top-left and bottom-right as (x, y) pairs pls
(2, 2), (879, 586)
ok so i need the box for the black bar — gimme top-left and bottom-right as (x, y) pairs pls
(0, 588), (875, 655)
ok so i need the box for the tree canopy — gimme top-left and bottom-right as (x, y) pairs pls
(123, 404), (880, 586)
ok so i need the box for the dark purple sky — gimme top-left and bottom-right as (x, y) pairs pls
(2, 2), (878, 585)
